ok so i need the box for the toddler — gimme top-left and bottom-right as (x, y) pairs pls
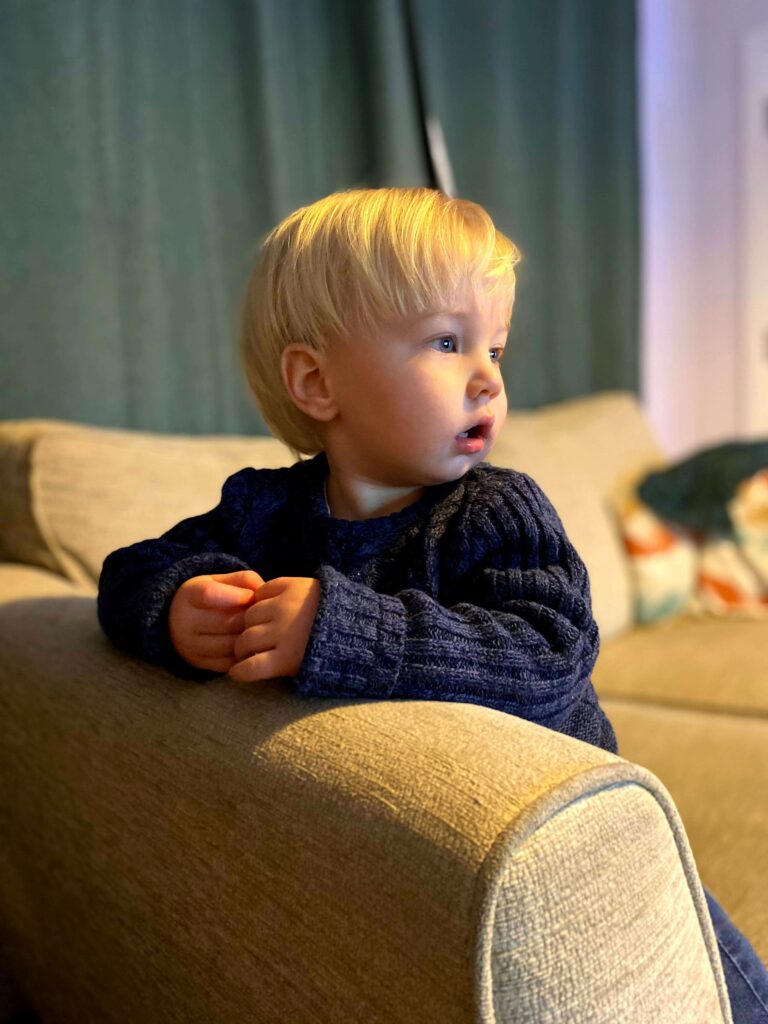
(98, 187), (613, 750)
(97, 187), (767, 1019)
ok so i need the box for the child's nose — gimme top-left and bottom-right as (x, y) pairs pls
(468, 361), (504, 399)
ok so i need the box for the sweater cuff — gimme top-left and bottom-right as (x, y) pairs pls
(142, 552), (254, 681)
(294, 564), (406, 699)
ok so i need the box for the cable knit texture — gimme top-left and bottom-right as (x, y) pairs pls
(97, 451), (617, 752)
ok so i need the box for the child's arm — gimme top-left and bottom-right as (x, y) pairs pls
(97, 469), (261, 680)
(292, 471), (616, 752)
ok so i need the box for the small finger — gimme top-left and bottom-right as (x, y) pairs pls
(250, 579), (285, 602)
(197, 608), (249, 635)
(191, 579), (258, 611)
(182, 606), (242, 637)
(187, 634), (237, 658)
(243, 600), (275, 626)
(228, 649), (280, 684)
(190, 655), (236, 674)
(209, 570), (264, 595)
(233, 625), (275, 662)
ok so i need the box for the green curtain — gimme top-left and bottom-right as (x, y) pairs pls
(411, 0), (639, 409)
(0, 0), (637, 435)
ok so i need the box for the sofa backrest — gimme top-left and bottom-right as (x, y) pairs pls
(0, 418), (295, 592)
(0, 391), (667, 639)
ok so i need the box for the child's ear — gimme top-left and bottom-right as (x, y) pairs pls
(281, 343), (338, 423)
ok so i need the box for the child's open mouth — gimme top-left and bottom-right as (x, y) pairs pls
(455, 417), (494, 452)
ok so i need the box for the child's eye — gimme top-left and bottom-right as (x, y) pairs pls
(430, 336), (506, 362)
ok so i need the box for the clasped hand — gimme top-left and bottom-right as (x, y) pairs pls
(167, 570), (321, 683)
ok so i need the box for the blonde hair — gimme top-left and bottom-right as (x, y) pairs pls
(239, 187), (521, 458)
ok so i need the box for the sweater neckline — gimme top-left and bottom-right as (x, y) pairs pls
(302, 451), (462, 533)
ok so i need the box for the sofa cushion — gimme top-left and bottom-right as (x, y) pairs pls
(691, 468), (768, 616)
(615, 468), (768, 626)
(0, 419), (79, 579)
(35, 425), (296, 589)
(0, 418), (295, 590)
(530, 389), (668, 505)
(616, 494), (699, 624)
(594, 615), (768, 717)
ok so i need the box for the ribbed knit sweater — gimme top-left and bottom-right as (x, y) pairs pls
(97, 450), (617, 753)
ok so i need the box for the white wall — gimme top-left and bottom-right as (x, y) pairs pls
(640, 0), (768, 458)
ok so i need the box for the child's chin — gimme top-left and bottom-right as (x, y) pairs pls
(437, 463), (473, 484)
(417, 448), (486, 485)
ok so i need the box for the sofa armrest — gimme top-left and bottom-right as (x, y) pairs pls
(0, 565), (730, 1023)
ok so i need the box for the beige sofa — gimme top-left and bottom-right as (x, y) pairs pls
(0, 390), (764, 1023)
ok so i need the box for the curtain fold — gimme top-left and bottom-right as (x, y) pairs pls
(0, 0), (637, 434)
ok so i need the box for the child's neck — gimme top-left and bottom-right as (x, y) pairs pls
(324, 466), (425, 521)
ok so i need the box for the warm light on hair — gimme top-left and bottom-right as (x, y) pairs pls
(239, 187), (521, 458)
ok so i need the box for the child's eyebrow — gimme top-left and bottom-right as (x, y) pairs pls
(421, 312), (510, 335)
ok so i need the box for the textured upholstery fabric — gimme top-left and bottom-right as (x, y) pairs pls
(34, 427), (296, 589)
(0, 565), (729, 1023)
(595, 616), (768, 716)
(0, 419), (79, 577)
(483, 783), (726, 1022)
(0, 418), (295, 589)
(526, 390), (668, 507)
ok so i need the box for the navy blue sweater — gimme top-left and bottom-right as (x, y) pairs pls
(97, 450), (617, 753)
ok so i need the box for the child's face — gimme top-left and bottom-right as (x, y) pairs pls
(320, 280), (511, 488)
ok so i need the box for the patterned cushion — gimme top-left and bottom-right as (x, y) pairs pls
(617, 494), (698, 624)
(617, 470), (768, 623)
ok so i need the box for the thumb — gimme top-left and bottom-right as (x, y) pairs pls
(197, 571), (264, 608)
(209, 569), (265, 591)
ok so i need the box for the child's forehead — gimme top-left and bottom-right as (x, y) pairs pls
(402, 287), (513, 328)
(333, 276), (514, 344)
(419, 308), (511, 331)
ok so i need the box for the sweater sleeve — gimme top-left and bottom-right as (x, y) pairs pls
(96, 470), (256, 681)
(295, 471), (617, 753)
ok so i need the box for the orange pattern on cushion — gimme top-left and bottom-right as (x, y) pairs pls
(617, 496), (698, 624)
(698, 574), (750, 606)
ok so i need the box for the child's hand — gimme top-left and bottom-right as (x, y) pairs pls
(168, 570), (264, 672)
(228, 576), (321, 684)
